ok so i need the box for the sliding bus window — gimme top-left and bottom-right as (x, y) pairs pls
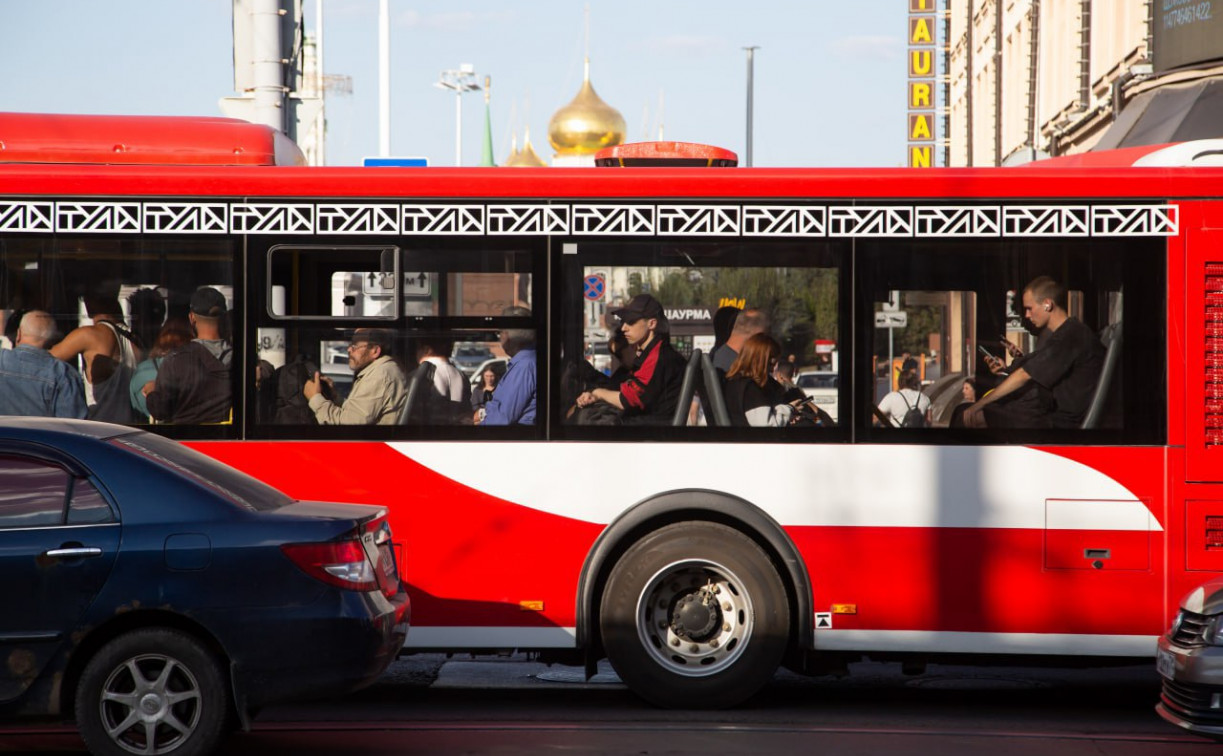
(267, 245), (399, 320)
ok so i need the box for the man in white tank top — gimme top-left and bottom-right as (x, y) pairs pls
(51, 295), (141, 423)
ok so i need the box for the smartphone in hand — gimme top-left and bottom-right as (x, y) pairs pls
(999, 336), (1023, 359)
(978, 345), (1008, 376)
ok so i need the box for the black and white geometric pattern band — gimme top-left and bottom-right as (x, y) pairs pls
(0, 200), (1180, 238)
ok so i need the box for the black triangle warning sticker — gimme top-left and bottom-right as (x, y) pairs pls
(815, 612), (833, 629)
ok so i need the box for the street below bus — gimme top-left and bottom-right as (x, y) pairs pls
(2, 655), (1215, 755)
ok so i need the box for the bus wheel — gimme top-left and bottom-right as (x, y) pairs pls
(599, 521), (789, 708)
(75, 628), (231, 756)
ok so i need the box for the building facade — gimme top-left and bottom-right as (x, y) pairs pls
(946, 1), (1223, 166)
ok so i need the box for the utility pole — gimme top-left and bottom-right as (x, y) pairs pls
(378, 0), (390, 156)
(743, 46), (759, 166)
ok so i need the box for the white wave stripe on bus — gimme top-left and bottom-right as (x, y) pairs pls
(387, 443), (1158, 532)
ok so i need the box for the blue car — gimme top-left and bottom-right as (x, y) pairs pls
(0, 417), (409, 756)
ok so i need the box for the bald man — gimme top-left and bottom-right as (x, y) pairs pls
(0, 311), (87, 418)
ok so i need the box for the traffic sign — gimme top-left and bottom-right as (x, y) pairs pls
(360, 271), (431, 296)
(583, 273), (606, 301)
(363, 156), (429, 167)
(875, 311), (908, 328)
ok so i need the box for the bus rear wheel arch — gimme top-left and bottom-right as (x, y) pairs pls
(598, 520), (791, 708)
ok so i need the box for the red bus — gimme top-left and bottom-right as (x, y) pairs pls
(1, 112), (1218, 708)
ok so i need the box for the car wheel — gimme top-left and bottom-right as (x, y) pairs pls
(75, 628), (231, 756)
(599, 521), (790, 708)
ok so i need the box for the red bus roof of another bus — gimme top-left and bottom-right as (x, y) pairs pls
(595, 141), (739, 167)
(0, 112), (306, 166)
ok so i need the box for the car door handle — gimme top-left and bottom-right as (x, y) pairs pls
(43, 547), (103, 559)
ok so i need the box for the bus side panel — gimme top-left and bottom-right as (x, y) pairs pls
(189, 441), (602, 636)
(790, 524), (1164, 639)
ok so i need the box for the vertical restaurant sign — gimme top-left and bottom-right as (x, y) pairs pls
(908, 0), (936, 167)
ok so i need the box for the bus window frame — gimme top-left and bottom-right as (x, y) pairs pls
(245, 236), (547, 442)
(853, 235), (1166, 446)
(552, 237), (852, 443)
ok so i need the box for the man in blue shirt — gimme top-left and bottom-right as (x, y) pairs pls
(0, 311), (87, 418)
(482, 307), (536, 426)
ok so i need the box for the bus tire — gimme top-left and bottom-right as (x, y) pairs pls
(75, 628), (231, 756)
(599, 521), (789, 708)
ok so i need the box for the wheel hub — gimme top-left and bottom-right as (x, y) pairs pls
(672, 589), (720, 641)
(139, 693), (163, 716)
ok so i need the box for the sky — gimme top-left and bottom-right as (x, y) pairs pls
(0, 1), (907, 168)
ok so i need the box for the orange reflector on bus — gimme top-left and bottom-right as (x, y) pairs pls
(519, 600), (545, 612)
(831, 604), (858, 615)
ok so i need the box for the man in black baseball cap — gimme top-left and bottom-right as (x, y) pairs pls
(143, 286), (233, 424)
(575, 293), (685, 425)
(189, 286), (228, 319)
(611, 293), (664, 324)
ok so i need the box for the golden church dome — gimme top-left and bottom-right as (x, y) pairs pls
(547, 59), (625, 156)
(505, 128), (547, 167)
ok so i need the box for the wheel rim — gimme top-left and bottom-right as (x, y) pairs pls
(636, 559), (754, 679)
(97, 653), (203, 755)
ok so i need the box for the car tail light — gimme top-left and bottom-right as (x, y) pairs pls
(282, 537), (378, 592)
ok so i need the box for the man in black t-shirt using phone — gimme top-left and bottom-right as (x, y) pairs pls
(964, 276), (1104, 429)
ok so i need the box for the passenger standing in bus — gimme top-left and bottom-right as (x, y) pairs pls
(128, 317), (191, 422)
(575, 294), (685, 425)
(304, 328), (405, 425)
(51, 295), (141, 424)
(963, 276), (1104, 428)
(142, 287), (233, 424)
(0, 311), (86, 418)
(711, 308), (770, 374)
(470, 366), (499, 422)
(415, 337), (471, 424)
(482, 307), (536, 426)
(709, 305), (740, 363)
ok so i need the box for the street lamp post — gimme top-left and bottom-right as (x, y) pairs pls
(436, 64), (481, 166)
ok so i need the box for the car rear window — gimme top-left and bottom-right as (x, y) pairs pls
(798, 374), (837, 389)
(111, 433), (293, 512)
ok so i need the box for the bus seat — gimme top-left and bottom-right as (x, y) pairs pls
(397, 361), (436, 425)
(700, 351), (732, 427)
(1080, 321), (1122, 430)
(926, 371), (967, 427)
(671, 349), (704, 426)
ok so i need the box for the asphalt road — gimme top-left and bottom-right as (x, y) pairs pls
(3, 656), (1215, 755)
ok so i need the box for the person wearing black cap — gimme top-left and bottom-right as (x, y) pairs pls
(575, 293), (685, 425)
(142, 286), (233, 424)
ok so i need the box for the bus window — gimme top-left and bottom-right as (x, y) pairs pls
(858, 238), (1163, 444)
(559, 240), (844, 435)
(253, 240), (541, 438)
(1, 235), (237, 436)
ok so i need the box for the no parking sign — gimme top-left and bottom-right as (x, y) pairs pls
(583, 273), (606, 301)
